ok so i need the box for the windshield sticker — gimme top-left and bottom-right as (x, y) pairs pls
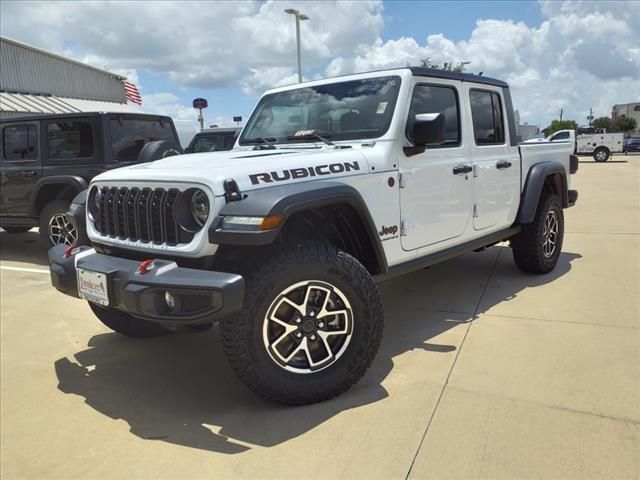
(376, 102), (388, 114)
(294, 129), (316, 137)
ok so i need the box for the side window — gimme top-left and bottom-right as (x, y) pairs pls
(551, 131), (570, 141)
(3, 125), (38, 161)
(407, 84), (460, 146)
(47, 120), (94, 160)
(470, 90), (505, 145)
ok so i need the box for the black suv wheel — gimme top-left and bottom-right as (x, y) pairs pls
(512, 192), (564, 274)
(39, 200), (77, 247)
(221, 242), (384, 405)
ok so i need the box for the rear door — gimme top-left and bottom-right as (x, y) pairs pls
(467, 88), (520, 231)
(0, 121), (42, 216)
(399, 80), (473, 250)
(44, 116), (101, 181)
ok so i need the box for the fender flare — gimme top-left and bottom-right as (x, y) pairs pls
(209, 181), (388, 273)
(30, 176), (88, 216)
(517, 161), (568, 224)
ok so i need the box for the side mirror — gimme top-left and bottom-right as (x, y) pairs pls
(413, 113), (446, 146)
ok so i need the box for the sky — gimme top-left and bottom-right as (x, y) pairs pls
(1, 0), (639, 130)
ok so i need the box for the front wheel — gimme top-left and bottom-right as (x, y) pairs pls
(88, 302), (170, 338)
(39, 200), (77, 247)
(221, 242), (384, 405)
(512, 192), (564, 274)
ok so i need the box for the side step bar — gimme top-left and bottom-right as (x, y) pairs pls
(376, 226), (521, 283)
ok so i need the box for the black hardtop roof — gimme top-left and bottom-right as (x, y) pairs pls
(0, 111), (175, 124)
(408, 67), (509, 88)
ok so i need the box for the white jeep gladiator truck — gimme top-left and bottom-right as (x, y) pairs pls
(49, 67), (579, 405)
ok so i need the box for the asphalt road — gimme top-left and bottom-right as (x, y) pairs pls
(1, 155), (638, 479)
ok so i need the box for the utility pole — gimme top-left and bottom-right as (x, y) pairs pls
(560, 108), (563, 121)
(285, 8), (309, 83)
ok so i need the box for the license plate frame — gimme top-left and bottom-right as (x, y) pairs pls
(77, 268), (110, 306)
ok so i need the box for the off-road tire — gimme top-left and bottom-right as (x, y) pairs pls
(221, 242), (384, 405)
(1, 226), (31, 234)
(88, 302), (170, 338)
(38, 200), (73, 247)
(593, 147), (610, 162)
(512, 192), (564, 274)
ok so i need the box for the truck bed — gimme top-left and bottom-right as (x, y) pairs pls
(519, 141), (574, 190)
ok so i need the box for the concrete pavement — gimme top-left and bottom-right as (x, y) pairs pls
(1, 155), (638, 479)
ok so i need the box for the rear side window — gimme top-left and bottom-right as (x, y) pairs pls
(47, 120), (94, 159)
(470, 90), (505, 145)
(3, 125), (38, 161)
(109, 118), (175, 161)
(407, 84), (460, 146)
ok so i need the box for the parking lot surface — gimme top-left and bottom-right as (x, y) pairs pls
(1, 156), (638, 479)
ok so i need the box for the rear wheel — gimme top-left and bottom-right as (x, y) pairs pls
(512, 192), (564, 274)
(88, 302), (170, 338)
(221, 242), (384, 405)
(593, 147), (610, 162)
(39, 200), (77, 247)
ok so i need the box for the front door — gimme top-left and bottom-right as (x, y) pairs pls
(400, 82), (473, 251)
(0, 122), (42, 217)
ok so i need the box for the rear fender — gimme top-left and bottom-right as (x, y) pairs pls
(517, 161), (568, 224)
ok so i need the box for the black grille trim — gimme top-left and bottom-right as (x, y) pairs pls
(93, 186), (191, 246)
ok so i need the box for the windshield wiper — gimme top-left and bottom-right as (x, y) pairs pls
(286, 132), (335, 146)
(243, 137), (277, 150)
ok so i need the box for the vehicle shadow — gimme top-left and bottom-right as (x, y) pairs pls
(0, 229), (48, 266)
(54, 245), (581, 454)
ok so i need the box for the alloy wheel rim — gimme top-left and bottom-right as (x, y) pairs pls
(542, 210), (558, 258)
(49, 213), (78, 246)
(596, 150), (607, 161)
(262, 280), (354, 374)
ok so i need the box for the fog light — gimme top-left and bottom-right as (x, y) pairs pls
(164, 291), (176, 310)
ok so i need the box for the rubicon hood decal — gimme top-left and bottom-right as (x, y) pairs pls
(250, 161), (361, 185)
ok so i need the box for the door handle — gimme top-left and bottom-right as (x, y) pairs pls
(496, 160), (512, 170)
(19, 170), (38, 178)
(452, 164), (473, 175)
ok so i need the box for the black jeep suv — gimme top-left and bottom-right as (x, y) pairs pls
(0, 112), (182, 246)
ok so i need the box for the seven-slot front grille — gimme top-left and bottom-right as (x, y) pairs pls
(94, 186), (182, 245)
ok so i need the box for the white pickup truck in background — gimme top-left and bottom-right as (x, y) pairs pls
(525, 128), (623, 162)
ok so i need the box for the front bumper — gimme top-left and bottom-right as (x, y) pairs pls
(48, 244), (244, 325)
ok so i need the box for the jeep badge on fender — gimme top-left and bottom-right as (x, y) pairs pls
(47, 67), (578, 406)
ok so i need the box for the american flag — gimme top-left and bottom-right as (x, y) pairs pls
(124, 81), (142, 105)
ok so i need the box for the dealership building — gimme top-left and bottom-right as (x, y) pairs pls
(612, 103), (640, 134)
(0, 36), (138, 120)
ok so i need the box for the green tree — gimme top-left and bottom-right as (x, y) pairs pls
(613, 117), (637, 132)
(592, 117), (612, 130)
(420, 57), (467, 72)
(542, 119), (577, 137)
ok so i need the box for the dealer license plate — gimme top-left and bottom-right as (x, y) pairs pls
(77, 268), (109, 306)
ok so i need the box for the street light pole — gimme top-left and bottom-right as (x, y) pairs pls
(285, 8), (309, 83)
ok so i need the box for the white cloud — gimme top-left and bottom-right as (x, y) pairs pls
(1, 0), (638, 127)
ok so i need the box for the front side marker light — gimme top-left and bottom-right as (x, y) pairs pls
(221, 215), (284, 231)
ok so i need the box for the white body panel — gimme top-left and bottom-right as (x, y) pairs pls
(576, 132), (624, 154)
(86, 68), (574, 270)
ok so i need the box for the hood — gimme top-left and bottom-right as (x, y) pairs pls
(93, 147), (370, 194)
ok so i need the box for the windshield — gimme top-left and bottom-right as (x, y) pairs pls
(239, 76), (401, 145)
(189, 132), (237, 152)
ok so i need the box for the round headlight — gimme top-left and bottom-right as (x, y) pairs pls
(88, 187), (101, 221)
(190, 190), (210, 226)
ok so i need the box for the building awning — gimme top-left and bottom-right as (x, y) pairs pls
(0, 91), (139, 117)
